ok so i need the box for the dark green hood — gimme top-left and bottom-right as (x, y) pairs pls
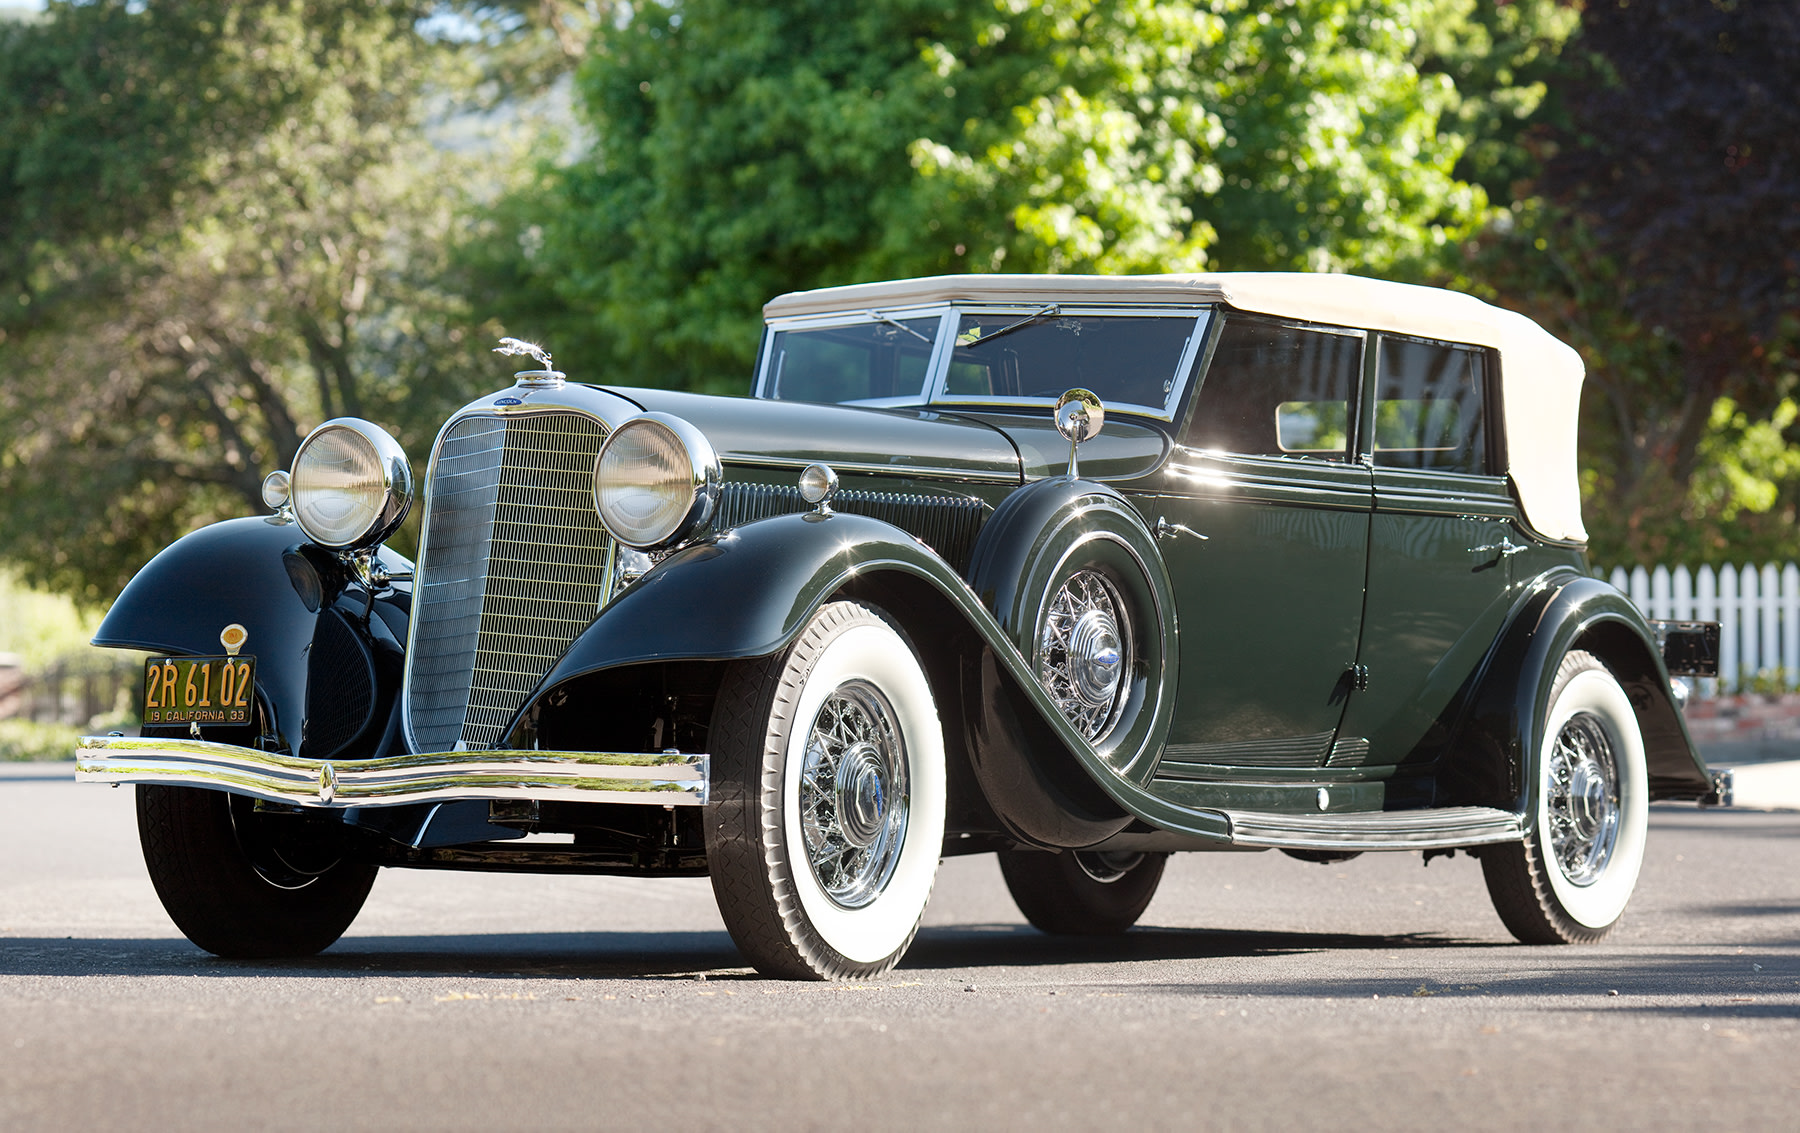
(606, 388), (1022, 483)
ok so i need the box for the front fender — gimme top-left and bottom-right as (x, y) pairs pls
(93, 516), (410, 756)
(518, 507), (1228, 845)
(1447, 570), (1712, 813)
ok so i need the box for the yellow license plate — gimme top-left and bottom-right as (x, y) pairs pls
(143, 655), (257, 726)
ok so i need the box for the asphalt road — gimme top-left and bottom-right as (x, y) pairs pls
(2, 762), (1797, 1131)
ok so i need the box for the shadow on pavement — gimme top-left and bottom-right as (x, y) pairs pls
(4, 924), (1796, 1007)
(901, 923), (1485, 970)
(0, 922), (1488, 982)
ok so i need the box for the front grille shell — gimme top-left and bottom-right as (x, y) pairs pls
(405, 408), (617, 753)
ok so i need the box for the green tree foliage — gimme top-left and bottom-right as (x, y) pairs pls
(1460, 1), (1800, 565)
(0, 1), (505, 601)
(443, 1), (611, 98)
(524, 0), (1534, 392)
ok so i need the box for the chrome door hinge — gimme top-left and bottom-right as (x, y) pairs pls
(1348, 663), (1370, 692)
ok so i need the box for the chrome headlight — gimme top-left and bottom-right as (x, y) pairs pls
(289, 418), (413, 550)
(593, 413), (721, 550)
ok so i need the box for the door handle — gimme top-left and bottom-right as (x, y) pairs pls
(1468, 535), (1526, 558)
(1155, 516), (1208, 542)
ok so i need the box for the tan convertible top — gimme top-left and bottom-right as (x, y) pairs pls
(765, 273), (1587, 543)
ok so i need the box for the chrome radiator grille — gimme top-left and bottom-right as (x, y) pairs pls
(717, 482), (990, 574)
(407, 412), (613, 752)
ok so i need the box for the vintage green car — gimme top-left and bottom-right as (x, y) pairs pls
(78, 272), (1716, 978)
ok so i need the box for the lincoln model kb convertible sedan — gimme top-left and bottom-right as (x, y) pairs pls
(78, 272), (1719, 979)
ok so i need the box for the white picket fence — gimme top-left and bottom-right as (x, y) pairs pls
(1606, 563), (1800, 697)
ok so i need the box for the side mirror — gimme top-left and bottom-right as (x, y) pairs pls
(1055, 388), (1105, 479)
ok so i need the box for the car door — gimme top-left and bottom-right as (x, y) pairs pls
(1333, 333), (1517, 786)
(1147, 313), (1374, 775)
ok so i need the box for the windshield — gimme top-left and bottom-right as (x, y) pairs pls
(762, 316), (941, 404)
(942, 311), (1203, 417)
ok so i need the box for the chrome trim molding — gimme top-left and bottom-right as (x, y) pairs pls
(1222, 805), (1522, 851)
(76, 735), (709, 807)
(721, 452), (1020, 485)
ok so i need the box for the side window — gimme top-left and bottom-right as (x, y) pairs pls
(1373, 336), (1490, 474)
(1184, 315), (1361, 460)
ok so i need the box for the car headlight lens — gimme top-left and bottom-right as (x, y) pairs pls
(593, 413), (720, 550)
(289, 419), (413, 550)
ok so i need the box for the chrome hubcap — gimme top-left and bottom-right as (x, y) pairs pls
(799, 680), (909, 908)
(1037, 568), (1132, 741)
(1546, 711), (1619, 886)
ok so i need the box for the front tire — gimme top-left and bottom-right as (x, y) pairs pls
(706, 600), (947, 979)
(137, 784), (377, 958)
(1481, 650), (1649, 944)
(999, 849), (1167, 935)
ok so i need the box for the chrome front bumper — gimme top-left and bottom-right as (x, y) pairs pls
(75, 735), (709, 808)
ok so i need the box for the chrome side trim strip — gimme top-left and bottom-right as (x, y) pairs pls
(76, 736), (708, 807)
(721, 452), (1020, 484)
(1222, 805), (1522, 851)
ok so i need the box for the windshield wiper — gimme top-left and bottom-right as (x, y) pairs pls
(865, 309), (934, 344)
(957, 304), (1060, 349)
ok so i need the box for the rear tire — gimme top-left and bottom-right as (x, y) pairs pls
(137, 784), (376, 959)
(999, 849), (1167, 935)
(1481, 650), (1648, 944)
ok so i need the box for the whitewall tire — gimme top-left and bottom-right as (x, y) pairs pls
(1482, 650), (1648, 943)
(706, 601), (946, 979)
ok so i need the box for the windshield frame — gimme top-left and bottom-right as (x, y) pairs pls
(930, 304), (1211, 422)
(754, 305), (956, 408)
(754, 302), (1212, 423)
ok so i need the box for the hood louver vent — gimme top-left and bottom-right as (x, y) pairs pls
(716, 482), (989, 575)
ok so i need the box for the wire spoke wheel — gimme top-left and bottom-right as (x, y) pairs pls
(798, 681), (910, 909)
(1544, 712), (1620, 886)
(1481, 649), (1648, 944)
(706, 600), (946, 979)
(1036, 567), (1132, 742)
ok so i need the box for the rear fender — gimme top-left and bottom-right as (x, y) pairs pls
(1443, 570), (1712, 814)
(93, 516), (410, 758)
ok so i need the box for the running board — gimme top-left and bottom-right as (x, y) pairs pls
(1223, 806), (1523, 851)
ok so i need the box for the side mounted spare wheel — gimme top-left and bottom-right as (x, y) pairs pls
(705, 600), (947, 979)
(1481, 649), (1649, 944)
(970, 481), (1178, 787)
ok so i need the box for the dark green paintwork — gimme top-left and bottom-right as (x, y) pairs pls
(1459, 569), (1712, 803)
(963, 477), (1179, 788)
(617, 387), (1022, 482)
(946, 411), (1171, 481)
(1338, 469), (1521, 772)
(600, 314), (1709, 823)
(516, 508), (1231, 843)
(1133, 451), (1372, 765)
